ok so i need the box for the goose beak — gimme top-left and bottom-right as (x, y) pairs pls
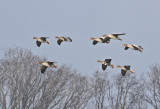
(53, 65), (58, 68)
(118, 38), (122, 41)
(130, 70), (134, 73)
(139, 50), (142, 53)
(36, 61), (39, 64)
(47, 41), (50, 44)
(111, 65), (114, 68)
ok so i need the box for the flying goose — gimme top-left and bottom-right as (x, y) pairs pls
(121, 44), (143, 52)
(33, 37), (50, 47)
(116, 65), (134, 76)
(97, 59), (114, 71)
(36, 61), (57, 73)
(55, 36), (72, 45)
(89, 37), (110, 45)
(102, 33), (125, 41)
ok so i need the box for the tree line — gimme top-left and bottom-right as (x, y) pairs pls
(0, 47), (159, 109)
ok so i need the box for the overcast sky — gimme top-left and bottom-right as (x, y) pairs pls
(0, 0), (160, 76)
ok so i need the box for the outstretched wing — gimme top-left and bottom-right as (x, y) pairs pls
(47, 61), (54, 66)
(125, 46), (129, 50)
(36, 41), (42, 47)
(124, 65), (131, 70)
(105, 59), (111, 63)
(111, 33), (126, 36)
(121, 69), (126, 76)
(102, 64), (107, 71)
(57, 39), (63, 45)
(138, 46), (143, 49)
(102, 37), (110, 43)
(132, 44), (143, 50)
(64, 37), (72, 42)
(93, 40), (98, 45)
(41, 65), (48, 73)
(40, 37), (49, 41)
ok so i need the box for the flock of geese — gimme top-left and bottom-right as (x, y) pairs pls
(33, 33), (143, 76)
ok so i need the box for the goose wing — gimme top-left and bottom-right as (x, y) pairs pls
(36, 41), (42, 47)
(102, 64), (107, 71)
(111, 33), (126, 36)
(124, 65), (131, 70)
(57, 39), (63, 45)
(47, 61), (54, 66)
(93, 40), (98, 45)
(132, 44), (143, 50)
(138, 46), (143, 49)
(121, 69), (126, 76)
(41, 65), (48, 73)
(102, 37), (110, 43)
(64, 37), (72, 42)
(125, 46), (129, 50)
(40, 37), (49, 41)
(105, 59), (111, 63)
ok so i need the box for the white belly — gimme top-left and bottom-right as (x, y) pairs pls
(37, 39), (44, 42)
(42, 62), (50, 67)
(107, 35), (117, 39)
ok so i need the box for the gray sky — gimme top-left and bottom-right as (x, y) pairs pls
(0, 0), (160, 76)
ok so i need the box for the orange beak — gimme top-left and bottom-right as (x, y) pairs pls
(130, 70), (134, 73)
(139, 50), (142, 53)
(47, 41), (50, 44)
(111, 65), (114, 68)
(118, 38), (122, 41)
(36, 61), (39, 64)
(53, 65), (58, 68)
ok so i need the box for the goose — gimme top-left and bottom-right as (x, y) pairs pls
(89, 37), (110, 45)
(102, 33), (125, 41)
(121, 44), (143, 52)
(97, 59), (114, 71)
(55, 36), (72, 45)
(116, 65), (134, 76)
(33, 37), (50, 47)
(36, 61), (57, 73)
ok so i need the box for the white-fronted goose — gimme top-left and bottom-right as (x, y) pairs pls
(121, 44), (143, 52)
(102, 33), (125, 41)
(36, 61), (57, 73)
(89, 37), (110, 45)
(33, 37), (50, 47)
(116, 65), (134, 76)
(55, 36), (72, 45)
(97, 59), (114, 71)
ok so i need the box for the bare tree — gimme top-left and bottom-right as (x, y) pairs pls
(91, 71), (110, 109)
(0, 47), (93, 109)
(0, 47), (154, 109)
(106, 73), (146, 109)
(143, 65), (160, 109)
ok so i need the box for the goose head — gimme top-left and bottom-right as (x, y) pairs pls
(36, 61), (41, 64)
(33, 37), (37, 39)
(89, 37), (95, 40)
(97, 60), (102, 63)
(130, 70), (134, 73)
(121, 44), (127, 47)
